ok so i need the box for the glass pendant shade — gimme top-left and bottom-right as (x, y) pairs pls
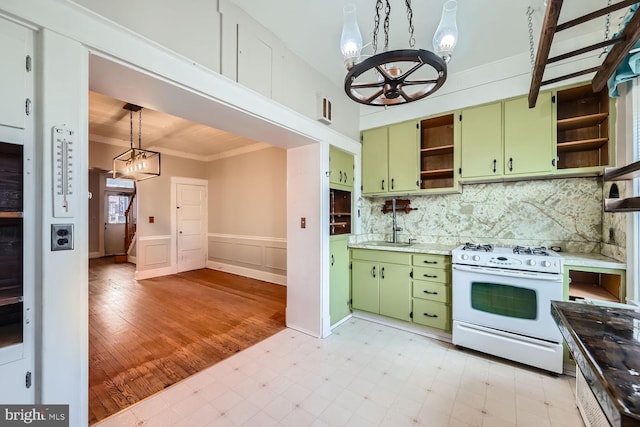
(340, 3), (363, 69)
(432, 0), (458, 63)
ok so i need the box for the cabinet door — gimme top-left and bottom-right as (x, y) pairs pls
(504, 92), (555, 175)
(388, 121), (419, 192)
(329, 146), (353, 189)
(459, 103), (503, 179)
(0, 18), (30, 131)
(330, 237), (351, 325)
(351, 260), (379, 313)
(379, 263), (412, 321)
(362, 127), (388, 194)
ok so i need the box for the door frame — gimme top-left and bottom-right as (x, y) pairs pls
(170, 176), (208, 272)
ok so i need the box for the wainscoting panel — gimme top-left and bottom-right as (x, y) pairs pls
(135, 236), (174, 280)
(208, 234), (286, 285)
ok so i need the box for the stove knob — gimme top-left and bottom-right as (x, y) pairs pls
(528, 259), (537, 266)
(541, 260), (551, 267)
(472, 255), (480, 261)
(460, 254), (469, 260)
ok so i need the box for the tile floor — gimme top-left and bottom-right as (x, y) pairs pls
(94, 318), (583, 427)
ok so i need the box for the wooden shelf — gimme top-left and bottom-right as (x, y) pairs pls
(421, 144), (454, 155)
(604, 197), (640, 212)
(570, 282), (619, 303)
(557, 112), (608, 131)
(557, 138), (608, 152)
(421, 168), (454, 179)
(604, 159), (640, 181)
(0, 212), (22, 219)
(0, 286), (22, 307)
(330, 212), (351, 216)
(0, 322), (21, 348)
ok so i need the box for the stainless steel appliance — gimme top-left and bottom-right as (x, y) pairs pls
(451, 243), (564, 374)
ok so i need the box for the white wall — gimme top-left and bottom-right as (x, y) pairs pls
(37, 29), (89, 420)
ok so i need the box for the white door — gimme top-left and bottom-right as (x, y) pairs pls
(177, 184), (207, 272)
(104, 191), (128, 255)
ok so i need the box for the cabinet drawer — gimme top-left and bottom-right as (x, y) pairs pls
(352, 249), (411, 265)
(413, 281), (450, 303)
(412, 254), (450, 269)
(412, 266), (450, 284)
(412, 299), (450, 331)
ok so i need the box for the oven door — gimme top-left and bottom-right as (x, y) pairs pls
(452, 264), (563, 342)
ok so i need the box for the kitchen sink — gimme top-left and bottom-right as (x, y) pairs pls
(365, 241), (412, 247)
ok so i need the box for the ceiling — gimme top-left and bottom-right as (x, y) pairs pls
(89, 91), (266, 160)
(89, 1), (631, 159)
(229, 0), (630, 89)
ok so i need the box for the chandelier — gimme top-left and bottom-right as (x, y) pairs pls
(341, 0), (458, 106)
(112, 103), (161, 181)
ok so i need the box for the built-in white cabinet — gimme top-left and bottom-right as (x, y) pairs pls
(0, 16), (34, 404)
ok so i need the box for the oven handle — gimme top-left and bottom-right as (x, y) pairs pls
(452, 264), (562, 282)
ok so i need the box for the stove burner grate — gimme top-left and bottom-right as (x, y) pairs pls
(462, 242), (493, 252)
(513, 246), (549, 256)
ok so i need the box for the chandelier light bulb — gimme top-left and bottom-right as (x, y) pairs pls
(340, 3), (363, 69)
(433, 0), (458, 63)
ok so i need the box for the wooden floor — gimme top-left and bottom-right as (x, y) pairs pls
(88, 258), (287, 424)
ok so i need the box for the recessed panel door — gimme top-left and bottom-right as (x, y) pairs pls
(177, 184), (206, 272)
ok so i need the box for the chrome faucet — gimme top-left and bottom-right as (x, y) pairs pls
(391, 198), (402, 243)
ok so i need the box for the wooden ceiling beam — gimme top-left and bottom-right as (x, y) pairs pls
(593, 7), (640, 92)
(528, 0), (564, 108)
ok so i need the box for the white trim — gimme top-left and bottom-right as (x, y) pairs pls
(88, 251), (101, 259)
(329, 313), (353, 331)
(206, 260), (286, 286)
(208, 233), (287, 243)
(127, 255), (137, 264)
(135, 265), (177, 280)
(138, 235), (172, 241)
(284, 324), (322, 339)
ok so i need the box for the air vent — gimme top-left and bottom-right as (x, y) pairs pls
(317, 94), (332, 124)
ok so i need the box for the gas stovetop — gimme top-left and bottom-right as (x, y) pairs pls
(452, 243), (563, 274)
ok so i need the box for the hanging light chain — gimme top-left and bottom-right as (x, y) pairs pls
(373, 0), (383, 53)
(383, 0), (391, 50)
(405, 0), (415, 48)
(138, 109), (142, 149)
(129, 110), (134, 150)
(600, 0), (613, 58)
(527, 6), (536, 70)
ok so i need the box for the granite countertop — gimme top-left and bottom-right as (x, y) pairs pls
(348, 241), (455, 255)
(560, 252), (626, 270)
(551, 301), (640, 426)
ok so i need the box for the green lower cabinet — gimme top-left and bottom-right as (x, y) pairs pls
(351, 260), (380, 313)
(379, 264), (412, 321)
(330, 235), (351, 325)
(412, 299), (450, 330)
(412, 281), (450, 304)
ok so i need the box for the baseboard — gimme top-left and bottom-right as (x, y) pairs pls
(206, 260), (286, 286)
(89, 251), (102, 259)
(128, 255), (137, 264)
(135, 265), (176, 280)
(285, 323), (322, 338)
(352, 311), (452, 344)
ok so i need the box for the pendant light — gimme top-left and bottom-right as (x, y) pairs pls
(341, 0), (458, 106)
(112, 103), (161, 181)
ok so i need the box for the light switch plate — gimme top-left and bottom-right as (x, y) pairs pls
(51, 224), (74, 251)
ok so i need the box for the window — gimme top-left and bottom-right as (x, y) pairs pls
(106, 178), (135, 189)
(107, 195), (130, 224)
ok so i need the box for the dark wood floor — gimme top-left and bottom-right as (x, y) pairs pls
(88, 258), (287, 424)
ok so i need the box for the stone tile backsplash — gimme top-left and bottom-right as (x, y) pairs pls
(360, 178), (607, 255)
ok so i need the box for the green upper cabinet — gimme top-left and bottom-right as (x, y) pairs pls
(459, 102), (503, 180)
(361, 120), (419, 195)
(329, 146), (354, 190)
(504, 92), (555, 176)
(330, 235), (351, 325)
(388, 120), (420, 193)
(361, 127), (388, 194)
